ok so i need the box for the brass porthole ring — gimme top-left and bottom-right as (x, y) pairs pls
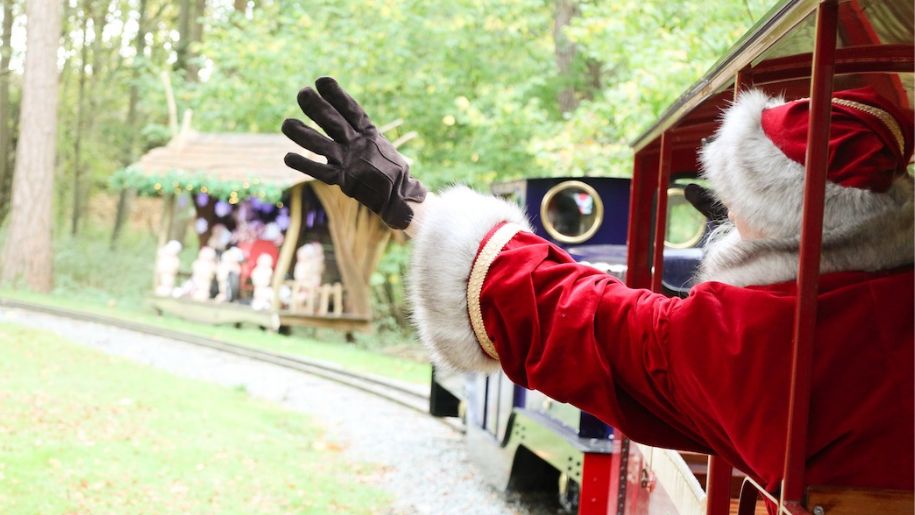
(540, 180), (604, 244)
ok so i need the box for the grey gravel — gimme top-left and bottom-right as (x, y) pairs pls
(0, 307), (551, 515)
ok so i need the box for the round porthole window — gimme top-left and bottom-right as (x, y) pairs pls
(540, 180), (604, 244)
(665, 187), (707, 249)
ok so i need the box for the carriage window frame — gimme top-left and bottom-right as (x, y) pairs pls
(540, 180), (604, 244)
(664, 186), (707, 249)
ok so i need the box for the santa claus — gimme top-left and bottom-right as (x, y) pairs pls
(282, 78), (913, 495)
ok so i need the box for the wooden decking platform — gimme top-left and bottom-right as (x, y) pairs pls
(149, 296), (372, 333)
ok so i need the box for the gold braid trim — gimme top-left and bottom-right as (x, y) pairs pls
(831, 98), (905, 156)
(467, 223), (524, 361)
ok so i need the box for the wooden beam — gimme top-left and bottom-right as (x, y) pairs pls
(271, 183), (303, 310)
(151, 296), (278, 329)
(278, 312), (373, 333)
(157, 193), (175, 247)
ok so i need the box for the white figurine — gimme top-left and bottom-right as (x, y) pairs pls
(154, 240), (182, 297)
(189, 246), (218, 302)
(250, 253), (275, 311)
(215, 247), (244, 303)
(292, 243), (325, 314)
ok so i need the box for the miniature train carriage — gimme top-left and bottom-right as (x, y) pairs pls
(115, 131), (395, 332)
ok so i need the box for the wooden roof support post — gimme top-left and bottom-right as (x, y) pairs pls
(650, 131), (673, 292)
(157, 193), (176, 248)
(626, 152), (659, 290)
(781, 0), (838, 511)
(707, 65), (757, 515)
(735, 65), (754, 96)
(271, 183), (304, 311)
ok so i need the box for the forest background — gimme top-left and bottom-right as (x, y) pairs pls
(0, 0), (772, 339)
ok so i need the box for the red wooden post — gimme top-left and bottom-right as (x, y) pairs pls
(735, 66), (754, 96)
(780, 0), (839, 510)
(626, 152), (659, 289)
(579, 452), (615, 515)
(705, 51), (758, 515)
(650, 132), (673, 292)
(706, 456), (733, 515)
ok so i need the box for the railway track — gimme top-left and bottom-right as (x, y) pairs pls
(0, 298), (438, 420)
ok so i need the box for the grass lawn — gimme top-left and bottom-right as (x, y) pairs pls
(1, 289), (431, 387)
(0, 324), (392, 514)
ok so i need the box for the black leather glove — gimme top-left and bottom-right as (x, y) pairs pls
(282, 77), (427, 230)
(684, 183), (728, 223)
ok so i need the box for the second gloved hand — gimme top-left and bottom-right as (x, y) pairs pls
(282, 77), (427, 230)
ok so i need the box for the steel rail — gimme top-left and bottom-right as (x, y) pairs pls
(0, 297), (445, 424)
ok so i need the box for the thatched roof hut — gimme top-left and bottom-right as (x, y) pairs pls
(115, 130), (399, 333)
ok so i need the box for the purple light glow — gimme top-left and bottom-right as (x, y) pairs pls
(214, 200), (232, 217)
(195, 192), (210, 207)
(194, 217), (209, 234)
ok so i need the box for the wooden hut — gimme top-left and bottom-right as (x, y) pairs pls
(116, 129), (401, 333)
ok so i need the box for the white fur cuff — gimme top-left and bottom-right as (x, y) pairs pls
(408, 186), (531, 372)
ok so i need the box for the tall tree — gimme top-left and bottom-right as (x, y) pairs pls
(69, 0), (93, 235)
(0, 1), (15, 223)
(1, 0), (63, 291)
(180, 0), (206, 80)
(175, 0), (192, 74)
(553, 0), (579, 114)
(69, 0), (109, 235)
(111, 0), (148, 247)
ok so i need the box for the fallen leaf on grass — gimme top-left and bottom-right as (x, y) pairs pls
(311, 439), (344, 452)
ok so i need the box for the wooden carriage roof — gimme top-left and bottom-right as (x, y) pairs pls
(131, 132), (317, 189)
(631, 0), (914, 153)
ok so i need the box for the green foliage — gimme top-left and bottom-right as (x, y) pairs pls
(187, 0), (558, 189)
(532, 0), (774, 177)
(177, 0), (773, 186)
(109, 167), (286, 203)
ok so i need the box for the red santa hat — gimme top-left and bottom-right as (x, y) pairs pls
(700, 87), (914, 241)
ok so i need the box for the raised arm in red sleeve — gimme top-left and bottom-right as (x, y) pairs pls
(474, 224), (710, 453)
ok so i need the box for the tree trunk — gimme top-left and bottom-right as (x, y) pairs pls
(70, 1), (91, 235)
(53, 0), (73, 228)
(175, 0), (191, 74)
(233, 0), (245, 12)
(111, 0), (148, 247)
(0, 1), (15, 224)
(553, 0), (579, 114)
(583, 58), (602, 101)
(1, 0), (63, 292)
(185, 0), (206, 81)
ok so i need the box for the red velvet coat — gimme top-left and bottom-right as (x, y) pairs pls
(473, 224), (914, 493)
